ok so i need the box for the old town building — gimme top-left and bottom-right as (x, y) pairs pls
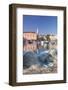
(23, 32), (37, 40)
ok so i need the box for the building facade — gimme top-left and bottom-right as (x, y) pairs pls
(49, 35), (57, 41)
(23, 32), (37, 52)
(23, 32), (37, 40)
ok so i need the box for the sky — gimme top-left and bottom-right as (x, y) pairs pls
(23, 15), (57, 35)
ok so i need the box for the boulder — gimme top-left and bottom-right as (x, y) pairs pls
(38, 52), (53, 66)
(23, 51), (39, 69)
(49, 49), (57, 56)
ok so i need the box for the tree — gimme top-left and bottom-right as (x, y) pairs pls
(46, 34), (50, 41)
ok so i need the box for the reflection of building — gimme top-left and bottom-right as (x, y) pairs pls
(23, 32), (37, 40)
(24, 43), (37, 52)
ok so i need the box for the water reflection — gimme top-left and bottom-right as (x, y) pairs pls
(24, 43), (37, 52)
(23, 40), (57, 53)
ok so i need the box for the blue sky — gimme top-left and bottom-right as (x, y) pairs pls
(23, 15), (57, 35)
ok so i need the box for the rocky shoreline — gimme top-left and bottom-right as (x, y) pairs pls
(23, 49), (57, 74)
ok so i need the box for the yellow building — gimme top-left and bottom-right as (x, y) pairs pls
(23, 32), (37, 40)
(23, 32), (37, 52)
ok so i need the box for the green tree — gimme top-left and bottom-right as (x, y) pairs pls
(46, 34), (50, 41)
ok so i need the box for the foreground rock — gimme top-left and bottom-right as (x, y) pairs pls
(38, 52), (54, 66)
(23, 49), (57, 74)
(23, 64), (57, 74)
(23, 51), (39, 69)
(23, 51), (54, 69)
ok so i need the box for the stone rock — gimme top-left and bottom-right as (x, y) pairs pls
(38, 53), (53, 66)
(23, 51), (39, 69)
(49, 49), (57, 57)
